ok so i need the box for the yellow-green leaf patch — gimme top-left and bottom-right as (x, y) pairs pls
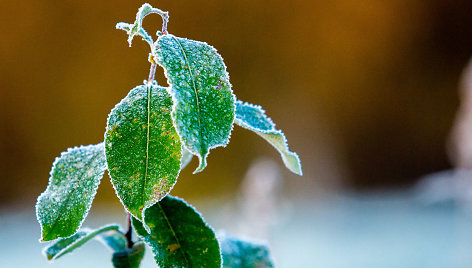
(105, 84), (182, 222)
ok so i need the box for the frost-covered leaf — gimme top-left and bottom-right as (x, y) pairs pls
(116, 22), (153, 49)
(116, 3), (168, 47)
(132, 196), (221, 268)
(105, 84), (182, 223)
(36, 143), (107, 241)
(234, 100), (302, 175)
(43, 225), (120, 261)
(155, 34), (235, 173)
(96, 229), (128, 252)
(180, 146), (193, 170)
(112, 242), (146, 268)
(218, 232), (274, 268)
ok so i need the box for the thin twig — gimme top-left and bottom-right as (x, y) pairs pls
(125, 213), (134, 248)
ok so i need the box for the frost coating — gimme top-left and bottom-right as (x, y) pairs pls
(36, 143), (107, 241)
(234, 100), (303, 175)
(218, 232), (274, 268)
(116, 3), (168, 48)
(132, 196), (221, 268)
(155, 34), (235, 173)
(105, 84), (182, 223)
(43, 225), (120, 261)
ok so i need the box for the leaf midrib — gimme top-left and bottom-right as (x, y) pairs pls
(157, 202), (191, 266)
(170, 36), (204, 153)
(141, 85), (152, 212)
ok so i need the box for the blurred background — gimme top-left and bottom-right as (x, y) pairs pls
(3, 1), (472, 267)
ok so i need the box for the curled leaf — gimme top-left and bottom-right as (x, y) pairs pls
(234, 100), (302, 175)
(116, 3), (168, 47)
(155, 34), (235, 173)
(36, 143), (107, 241)
(43, 225), (120, 261)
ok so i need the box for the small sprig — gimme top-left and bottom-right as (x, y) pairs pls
(116, 3), (169, 50)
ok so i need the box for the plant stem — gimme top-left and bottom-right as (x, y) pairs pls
(148, 60), (157, 84)
(125, 213), (134, 248)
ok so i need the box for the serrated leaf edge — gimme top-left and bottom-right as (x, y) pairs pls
(104, 84), (183, 230)
(234, 100), (303, 175)
(133, 195), (223, 267)
(36, 143), (107, 242)
(43, 224), (120, 262)
(157, 34), (236, 173)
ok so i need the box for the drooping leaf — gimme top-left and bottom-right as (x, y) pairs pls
(43, 225), (120, 261)
(180, 146), (193, 170)
(132, 196), (221, 268)
(218, 232), (274, 268)
(155, 34), (235, 173)
(96, 229), (128, 252)
(105, 84), (182, 223)
(36, 143), (107, 241)
(234, 100), (302, 175)
(111, 242), (146, 268)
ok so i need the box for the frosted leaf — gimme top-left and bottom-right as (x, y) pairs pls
(111, 242), (145, 268)
(105, 84), (182, 224)
(116, 22), (153, 49)
(43, 225), (120, 261)
(180, 146), (193, 170)
(36, 143), (107, 241)
(132, 196), (221, 268)
(218, 232), (274, 268)
(234, 100), (303, 175)
(155, 34), (235, 173)
(96, 229), (128, 252)
(116, 3), (168, 48)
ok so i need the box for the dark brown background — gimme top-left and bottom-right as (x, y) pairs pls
(2, 1), (472, 206)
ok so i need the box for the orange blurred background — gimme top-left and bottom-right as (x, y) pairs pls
(2, 0), (472, 206)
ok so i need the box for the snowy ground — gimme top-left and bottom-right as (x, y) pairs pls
(1, 191), (471, 268)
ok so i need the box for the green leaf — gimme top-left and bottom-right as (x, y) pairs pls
(112, 242), (146, 268)
(96, 229), (128, 252)
(132, 196), (221, 268)
(218, 233), (274, 268)
(234, 100), (303, 175)
(105, 84), (182, 223)
(155, 34), (236, 173)
(36, 143), (107, 241)
(43, 225), (120, 261)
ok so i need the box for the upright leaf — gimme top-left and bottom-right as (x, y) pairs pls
(234, 100), (303, 175)
(43, 225), (120, 261)
(155, 34), (235, 173)
(105, 84), (182, 222)
(36, 143), (107, 241)
(132, 196), (221, 268)
(218, 232), (274, 268)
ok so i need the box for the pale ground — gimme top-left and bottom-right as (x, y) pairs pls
(1, 190), (471, 268)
